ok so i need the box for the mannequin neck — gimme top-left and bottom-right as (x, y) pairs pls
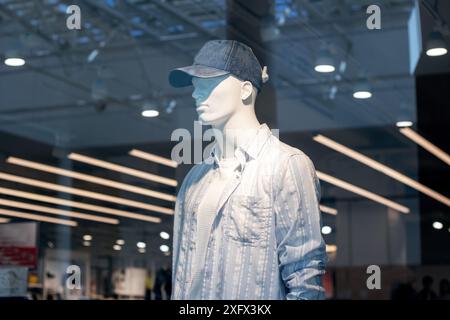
(211, 107), (261, 160)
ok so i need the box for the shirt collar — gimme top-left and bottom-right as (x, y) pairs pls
(207, 123), (272, 169)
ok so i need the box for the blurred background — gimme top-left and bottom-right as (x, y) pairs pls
(0, 0), (449, 300)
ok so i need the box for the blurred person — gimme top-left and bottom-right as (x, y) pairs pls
(163, 265), (172, 299)
(438, 279), (450, 300)
(391, 281), (417, 300)
(418, 275), (437, 300)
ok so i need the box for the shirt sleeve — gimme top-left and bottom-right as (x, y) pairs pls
(274, 153), (328, 300)
(171, 165), (196, 298)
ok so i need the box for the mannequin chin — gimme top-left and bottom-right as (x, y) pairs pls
(192, 75), (257, 128)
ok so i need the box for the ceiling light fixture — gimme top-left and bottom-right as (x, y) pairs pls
(321, 226), (332, 235)
(399, 127), (450, 166)
(319, 205), (338, 215)
(141, 101), (159, 118)
(432, 221), (443, 230)
(137, 242), (146, 249)
(129, 149), (178, 168)
(352, 81), (372, 99)
(0, 208), (77, 227)
(7, 157), (176, 202)
(0, 172), (174, 215)
(313, 134), (450, 207)
(425, 31), (448, 57)
(0, 198), (118, 224)
(316, 171), (410, 213)
(314, 47), (335, 73)
(68, 153), (178, 187)
(160, 231), (170, 240)
(0, 187), (161, 223)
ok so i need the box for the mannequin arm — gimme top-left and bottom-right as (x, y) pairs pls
(274, 153), (327, 300)
(171, 166), (196, 299)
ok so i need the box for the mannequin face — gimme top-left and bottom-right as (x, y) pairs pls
(192, 74), (253, 126)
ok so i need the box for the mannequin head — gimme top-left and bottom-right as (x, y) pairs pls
(192, 74), (257, 127)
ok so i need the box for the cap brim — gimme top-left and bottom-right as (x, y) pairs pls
(168, 65), (229, 88)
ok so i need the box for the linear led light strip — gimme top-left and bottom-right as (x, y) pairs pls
(0, 172), (174, 215)
(326, 244), (337, 253)
(129, 149), (178, 168)
(0, 187), (161, 223)
(314, 135), (450, 207)
(0, 198), (118, 225)
(0, 208), (77, 227)
(0, 217), (10, 223)
(316, 170), (410, 214)
(319, 205), (338, 215)
(399, 127), (450, 166)
(68, 153), (178, 187)
(7, 157), (176, 202)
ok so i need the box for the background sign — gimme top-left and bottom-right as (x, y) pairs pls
(0, 222), (38, 268)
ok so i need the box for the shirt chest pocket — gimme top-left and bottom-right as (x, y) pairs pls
(225, 195), (272, 247)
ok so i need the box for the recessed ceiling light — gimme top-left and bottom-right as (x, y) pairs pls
(426, 31), (448, 57)
(116, 239), (125, 245)
(141, 110), (159, 118)
(83, 235), (93, 241)
(137, 241), (146, 249)
(160, 231), (170, 240)
(113, 244), (121, 251)
(353, 90), (372, 99)
(314, 48), (335, 73)
(321, 226), (332, 235)
(4, 57), (25, 67)
(432, 221), (443, 230)
(160, 245), (169, 253)
(353, 81), (372, 99)
(396, 121), (413, 128)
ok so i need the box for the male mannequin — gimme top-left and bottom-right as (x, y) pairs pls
(169, 40), (327, 300)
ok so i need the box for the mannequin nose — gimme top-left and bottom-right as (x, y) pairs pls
(192, 90), (203, 103)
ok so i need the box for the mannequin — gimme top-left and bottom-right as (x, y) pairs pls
(169, 40), (327, 300)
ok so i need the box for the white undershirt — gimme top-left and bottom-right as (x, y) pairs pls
(188, 156), (239, 299)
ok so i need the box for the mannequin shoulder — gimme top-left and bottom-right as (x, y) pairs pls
(265, 136), (311, 162)
(262, 137), (318, 178)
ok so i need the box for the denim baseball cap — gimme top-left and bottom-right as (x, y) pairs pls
(169, 40), (265, 92)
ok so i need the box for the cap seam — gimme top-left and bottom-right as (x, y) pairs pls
(224, 40), (236, 71)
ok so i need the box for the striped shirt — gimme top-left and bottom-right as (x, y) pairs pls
(171, 123), (327, 300)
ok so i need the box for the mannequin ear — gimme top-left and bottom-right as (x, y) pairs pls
(241, 81), (253, 101)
